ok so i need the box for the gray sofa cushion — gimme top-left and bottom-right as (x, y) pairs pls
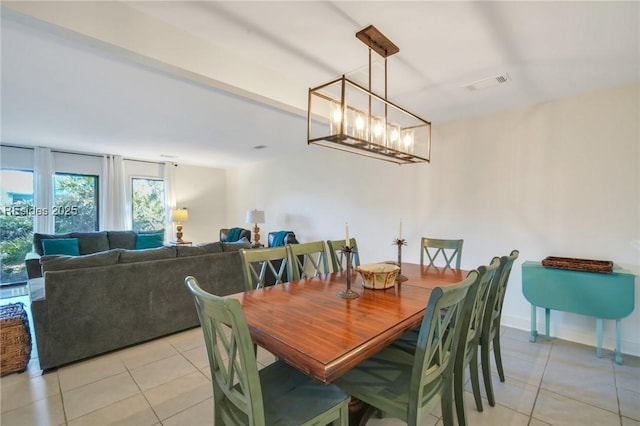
(195, 242), (224, 254)
(41, 250), (121, 273)
(107, 231), (137, 250)
(33, 233), (71, 256)
(176, 243), (223, 257)
(70, 231), (110, 255)
(221, 237), (252, 252)
(119, 246), (177, 264)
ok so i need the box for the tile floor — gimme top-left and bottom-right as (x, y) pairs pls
(1, 293), (638, 426)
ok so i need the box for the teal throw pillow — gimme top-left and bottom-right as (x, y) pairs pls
(42, 238), (80, 256)
(135, 232), (165, 250)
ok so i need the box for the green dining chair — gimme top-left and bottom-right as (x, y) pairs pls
(477, 250), (520, 409)
(184, 276), (349, 426)
(420, 237), (464, 269)
(389, 258), (499, 426)
(454, 258), (500, 425)
(335, 270), (480, 426)
(289, 241), (330, 280)
(327, 238), (360, 272)
(239, 247), (291, 291)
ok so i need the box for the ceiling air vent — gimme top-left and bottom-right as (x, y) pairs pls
(464, 73), (511, 91)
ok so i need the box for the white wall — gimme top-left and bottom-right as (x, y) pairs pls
(227, 83), (640, 356)
(173, 164), (227, 244)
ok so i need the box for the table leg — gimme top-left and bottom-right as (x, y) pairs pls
(529, 305), (538, 342)
(615, 319), (623, 365)
(596, 318), (603, 358)
(544, 308), (551, 341)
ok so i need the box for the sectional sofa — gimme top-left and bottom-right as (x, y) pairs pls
(27, 231), (250, 370)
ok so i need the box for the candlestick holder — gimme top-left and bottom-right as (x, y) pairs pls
(337, 246), (360, 299)
(393, 238), (408, 282)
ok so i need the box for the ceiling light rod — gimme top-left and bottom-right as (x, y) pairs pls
(307, 25), (431, 165)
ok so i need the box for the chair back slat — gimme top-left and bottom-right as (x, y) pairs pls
(289, 241), (330, 280)
(240, 247), (291, 290)
(483, 250), (519, 340)
(327, 238), (360, 272)
(420, 238), (463, 269)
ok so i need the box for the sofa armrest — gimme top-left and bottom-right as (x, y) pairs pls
(25, 252), (42, 279)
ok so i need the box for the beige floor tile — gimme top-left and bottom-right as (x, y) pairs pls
(117, 338), (179, 370)
(58, 353), (126, 391)
(615, 356), (640, 393)
(256, 346), (277, 367)
(0, 370), (60, 413)
(462, 396), (530, 426)
(165, 328), (205, 352)
(550, 338), (617, 369)
(0, 393), (65, 426)
(465, 372), (538, 416)
(63, 371), (140, 421)
(490, 349), (546, 387)
(533, 389), (620, 426)
(619, 388), (640, 421)
(500, 334), (552, 362)
(529, 418), (553, 426)
(161, 396), (214, 426)
(67, 394), (158, 426)
(199, 365), (212, 380)
(129, 354), (197, 391)
(181, 344), (209, 370)
(143, 371), (212, 420)
(367, 413), (439, 425)
(623, 416), (640, 426)
(541, 361), (618, 412)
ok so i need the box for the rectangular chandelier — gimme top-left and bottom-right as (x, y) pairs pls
(307, 26), (431, 165)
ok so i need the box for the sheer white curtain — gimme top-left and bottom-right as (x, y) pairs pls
(163, 162), (177, 242)
(101, 155), (130, 230)
(34, 147), (54, 234)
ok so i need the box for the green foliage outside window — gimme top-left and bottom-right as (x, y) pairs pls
(54, 174), (99, 233)
(132, 178), (165, 232)
(1, 170), (34, 284)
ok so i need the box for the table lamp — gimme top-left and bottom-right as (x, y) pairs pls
(171, 208), (189, 243)
(246, 209), (265, 247)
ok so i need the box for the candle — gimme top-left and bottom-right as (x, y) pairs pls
(345, 222), (350, 248)
(399, 219), (403, 240)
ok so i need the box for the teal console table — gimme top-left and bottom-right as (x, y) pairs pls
(522, 261), (635, 364)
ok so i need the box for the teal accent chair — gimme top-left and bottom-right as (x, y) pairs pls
(289, 241), (330, 280)
(184, 276), (349, 426)
(478, 250), (519, 409)
(420, 237), (464, 269)
(335, 270), (480, 426)
(327, 238), (360, 272)
(239, 247), (291, 291)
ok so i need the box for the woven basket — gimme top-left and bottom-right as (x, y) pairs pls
(0, 302), (32, 376)
(541, 256), (613, 274)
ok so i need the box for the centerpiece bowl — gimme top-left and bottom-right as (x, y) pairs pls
(356, 263), (400, 289)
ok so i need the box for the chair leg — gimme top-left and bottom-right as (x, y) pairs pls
(493, 333), (505, 382)
(440, 382), (456, 426)
(480, 340), (496, 407)
(469, 349), (483, 412)
(454, 364), (469, 426)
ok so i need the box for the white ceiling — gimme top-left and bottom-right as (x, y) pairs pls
(2, 1), (638, 169)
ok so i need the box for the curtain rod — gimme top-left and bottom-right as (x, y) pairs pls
(1, 144), (169, 166)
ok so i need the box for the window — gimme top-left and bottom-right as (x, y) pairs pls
(54, 173), (99, 233)
(132, 178), (166, 231)
(0, 169), (34, 284)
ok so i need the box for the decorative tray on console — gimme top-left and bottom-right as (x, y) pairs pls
(541, 256), (613, 274)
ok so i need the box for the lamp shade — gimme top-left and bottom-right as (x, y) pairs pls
(246, 209), (265, 224)
(171, 209), (189, 223)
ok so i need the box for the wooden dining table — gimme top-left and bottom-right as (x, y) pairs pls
(229, 262), (467, 385)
